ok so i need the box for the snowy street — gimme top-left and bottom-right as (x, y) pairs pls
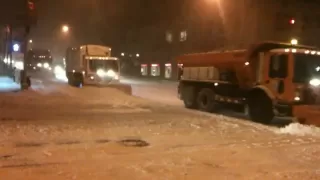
(0, 75), (319, 179)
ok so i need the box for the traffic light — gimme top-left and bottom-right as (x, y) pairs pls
(28, 0), (35, 10)
(13, 44), (20, 52)
(27, 0), (37, 26)
(290, 18), (295, 25)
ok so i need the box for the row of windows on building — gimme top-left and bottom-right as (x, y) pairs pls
(140, 63), (183, 79)
(166, 30), (187, 43)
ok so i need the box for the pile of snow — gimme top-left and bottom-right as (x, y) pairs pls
(277, 123), (320, 137)
(0, 83), (153, 111)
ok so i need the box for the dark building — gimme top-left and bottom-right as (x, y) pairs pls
(121, 0), (320, 80)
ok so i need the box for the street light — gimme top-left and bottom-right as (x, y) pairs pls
(291, 38), (298, 45)
(29, 39), (33, 43)
(62, 25), (69, 33)
(13, 44), (20, 52)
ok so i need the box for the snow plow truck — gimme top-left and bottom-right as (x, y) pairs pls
(64, 44), (131, 94)
(177, 41), (320, 127)
(65, 45), (120, 86)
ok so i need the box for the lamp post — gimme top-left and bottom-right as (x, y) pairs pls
(291, 38), (298, 45)
(62, 25), (69, 34)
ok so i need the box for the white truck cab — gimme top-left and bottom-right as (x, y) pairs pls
(66, 44), (120, 86)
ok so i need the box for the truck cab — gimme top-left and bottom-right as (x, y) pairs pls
(257, 47), (320, 126)
(66, 45), (120, 86)
(83, 55), (120, 85)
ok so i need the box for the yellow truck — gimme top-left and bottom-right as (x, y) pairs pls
(176, 41), (320, 126)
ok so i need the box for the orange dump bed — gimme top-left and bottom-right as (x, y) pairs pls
(176, 41), (319, 68)
(176, 50), (248, 67)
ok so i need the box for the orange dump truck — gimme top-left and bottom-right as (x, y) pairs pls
(176, 41), (320, 126)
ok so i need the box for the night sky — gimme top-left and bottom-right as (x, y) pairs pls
(3, 0), (320, 59)
(30, 0), (184, 58)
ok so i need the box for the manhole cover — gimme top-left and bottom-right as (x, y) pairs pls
(0, 154), (14, 159)
(56, 140), (81, 145)
(118, 139), (149, 147)
(95, 139), (110, 144)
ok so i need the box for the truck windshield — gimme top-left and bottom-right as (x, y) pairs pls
(293, 54), (320, 83)
(89, 59), (119, 72)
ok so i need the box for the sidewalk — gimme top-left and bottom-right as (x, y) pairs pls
(0, 76), (20, 92)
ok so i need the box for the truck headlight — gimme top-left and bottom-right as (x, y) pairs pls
(106, 70), (116, 77)
(54, 65), (65, 75)
(97, 69), (105, 77)
(43, 62), (49, 68)
(310, 78), (320, 86)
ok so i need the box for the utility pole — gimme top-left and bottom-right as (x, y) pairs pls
(21, 25), (30, 90)
(8, 25), (13, 70)
(20, 0), (37, 90)
(3, 26), (8, 72)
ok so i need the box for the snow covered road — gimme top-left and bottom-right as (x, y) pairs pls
(0, 75), (319, 179)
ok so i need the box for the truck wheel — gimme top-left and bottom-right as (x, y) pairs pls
(69, 79), (74, 86)
(182, 86), (197, 109)
(247, 92), (274, 124)
(197, 88), (216, 112)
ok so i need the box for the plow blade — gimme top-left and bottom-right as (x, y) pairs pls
(293, 105), (320, 127)
(101, 83), (132, 95)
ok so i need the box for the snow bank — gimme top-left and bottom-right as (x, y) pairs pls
(0, 83), (152, 111)
(277, 123), (320, 137)
(0, 76), (20, 92)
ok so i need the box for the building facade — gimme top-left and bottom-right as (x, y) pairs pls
(121, 0), (320, 80)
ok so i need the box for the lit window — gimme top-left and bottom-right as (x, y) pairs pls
(180, 30), (187, 41)
(141, 64), (148, 76)
(151, 64), (160, 76)
(166, 31), (173, 43)
(165, 64), (172, 79)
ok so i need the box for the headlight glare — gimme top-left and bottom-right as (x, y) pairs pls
(310, 78), (320, 86)
(97, 69), (105, 77)
(106, 70), (116, 77)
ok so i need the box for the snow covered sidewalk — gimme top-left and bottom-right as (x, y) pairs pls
(0, 76), (20, 92)
(0, 86), (319, 179)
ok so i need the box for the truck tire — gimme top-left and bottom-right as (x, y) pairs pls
(197, 88), (216, 112)
(68, 78), (74, 86)
(247, 91), (274, 124)
(181, 86), (197, 109)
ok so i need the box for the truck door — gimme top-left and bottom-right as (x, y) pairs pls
(265, 53), (293, 101)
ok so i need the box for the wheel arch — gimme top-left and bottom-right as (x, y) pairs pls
(249, 85), (275, 103)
